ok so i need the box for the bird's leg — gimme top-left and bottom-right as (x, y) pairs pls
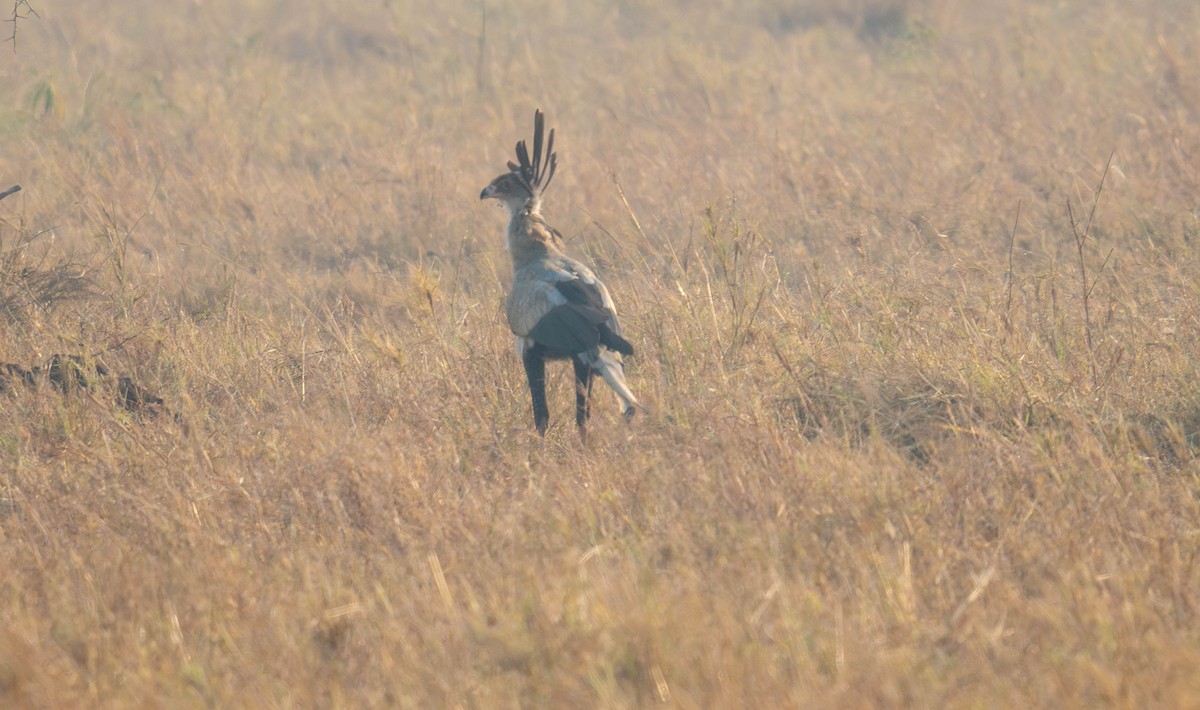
(572, 357), (593, 432)
(522, 349), (550, 435)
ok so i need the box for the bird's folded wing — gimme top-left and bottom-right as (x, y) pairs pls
(527, 306), (607, 356)
(507, 271), (570, 337)
(551, 257), (626, 335)
(507, 258), (631, 356)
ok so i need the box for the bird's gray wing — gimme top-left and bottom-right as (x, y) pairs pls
(546, 257), (631, 354)
(506, 265), (573, 337)
(507, 258), (633, 357)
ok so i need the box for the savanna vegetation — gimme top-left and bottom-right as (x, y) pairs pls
(2, 0), (1199, 706)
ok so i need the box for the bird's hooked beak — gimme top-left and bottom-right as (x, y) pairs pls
(479, 184), (494, 201)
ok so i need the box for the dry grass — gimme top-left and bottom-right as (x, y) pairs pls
(2, 0), (1199, 706)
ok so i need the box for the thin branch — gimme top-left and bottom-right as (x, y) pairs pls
(612, 172), (650, 247)
(1087, 247), (1115, 300)
(1082, 151), (1115, 239)
(1067, 151), (1115, 392)
(0, 185), (20, 201)
(8, 1), (39, 52)
(1067, 200), (1098, 390)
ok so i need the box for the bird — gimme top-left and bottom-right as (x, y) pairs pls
(480, 109), (638, 435)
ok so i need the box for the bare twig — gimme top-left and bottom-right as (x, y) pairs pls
(0, 184), (20, 201)
(612, 172), (650, 247)
(1067, 151), (1115, 391)
(7, 1), (38, 52)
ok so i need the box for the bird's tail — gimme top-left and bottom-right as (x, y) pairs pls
(588, 350), (638, 418)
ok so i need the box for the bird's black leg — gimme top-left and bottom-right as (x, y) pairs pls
(522, 348), (549, 435)
(572, 357), (593, 432)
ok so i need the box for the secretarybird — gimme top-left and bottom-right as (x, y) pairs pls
(480, 110), (638, 435)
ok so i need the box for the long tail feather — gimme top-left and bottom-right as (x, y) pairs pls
(590, 352), (638, 416)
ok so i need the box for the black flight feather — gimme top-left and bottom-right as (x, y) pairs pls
(528, 307), (601, 356)
(554, 279), (605, 309)
(599, 324), (634, 356)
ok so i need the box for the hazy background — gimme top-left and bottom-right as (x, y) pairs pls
(1, 0), (1198, 705)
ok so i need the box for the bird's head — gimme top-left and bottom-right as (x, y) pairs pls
(479, 171), (535, 214)
(481, 109), (557, 216)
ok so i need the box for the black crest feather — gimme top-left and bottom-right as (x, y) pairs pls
(509, 109), (558, 196)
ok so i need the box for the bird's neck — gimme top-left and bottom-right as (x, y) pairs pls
(503, 194), (540, 219)
(507, 207), (559, 266)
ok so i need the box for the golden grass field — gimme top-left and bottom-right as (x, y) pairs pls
(2, 0), (1199, 706)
